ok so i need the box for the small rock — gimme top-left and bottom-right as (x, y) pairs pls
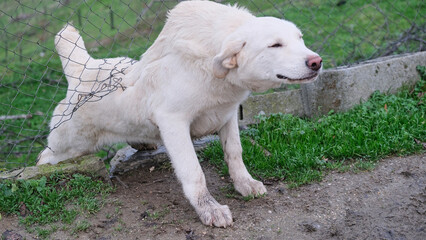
(2, 230), (23, 240)
(140, 211), (149, 220)
(329, 224), (341, 237)
(277, 187), (286, 194)
(185, 229), (200, 240)
(300, 221), (321, 232)
(400, 171), (413, 178)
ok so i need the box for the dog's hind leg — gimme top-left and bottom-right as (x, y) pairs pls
(219, 112), (267, 197)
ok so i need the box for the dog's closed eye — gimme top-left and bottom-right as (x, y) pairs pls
(269, 43), (283, 48)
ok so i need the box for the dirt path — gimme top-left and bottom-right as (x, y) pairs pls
(1, 154), (425, 240)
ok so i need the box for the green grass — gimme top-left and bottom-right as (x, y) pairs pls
(35, 225), (58, 239)
(71, 220), (91, 235)
(0, 58), (66, 168)
(225, 0), (425, 68)
(203, 68), (426, 187)
(0, 173), (113, 238)
(0, 0), (424, 168)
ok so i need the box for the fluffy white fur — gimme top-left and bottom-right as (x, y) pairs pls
(38, 1), (322, 227)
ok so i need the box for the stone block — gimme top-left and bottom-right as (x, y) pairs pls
(302, 52), (426, 116)
(240, 89), (304, 125)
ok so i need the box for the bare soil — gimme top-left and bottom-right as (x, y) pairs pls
(1, 154), (425, 240)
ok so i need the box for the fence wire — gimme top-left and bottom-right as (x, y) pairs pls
(0, 0), (425, 172)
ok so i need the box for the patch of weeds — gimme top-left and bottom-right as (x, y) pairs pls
(0, 173), (113, 228)
(147, 207), (170, 220)
(171, 219), (184, 225)
(61, 209), (78, 224)
(417, 65), (426, 81)
(242, 195), (257, 202)
(352, 160), (376, 172)
(36, 228), (51, 239)
(159, 161), (173, 171)
(71, 220), (91, 235)
(78, 196), (102, 214)
(111, 198), (124, 207)
(114, 224), (124, 232)
(115, 206), (122, 216)
(204, 73), (425, 187)
(114, 219), (126, 232)
(35, 225), (58, 239)
(336, 165), (352, 173)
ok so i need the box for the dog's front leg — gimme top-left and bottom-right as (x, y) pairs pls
(219, 112), (267, 197)
(156, 116), (233, 227)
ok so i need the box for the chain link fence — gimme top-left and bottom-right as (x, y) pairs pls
(0, 0), (425, 172)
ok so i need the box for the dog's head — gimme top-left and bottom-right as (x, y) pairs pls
(213, 17), (322, 92)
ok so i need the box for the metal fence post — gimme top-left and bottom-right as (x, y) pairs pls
(77, 9), (82, 26)
(110, 7), (114, 29)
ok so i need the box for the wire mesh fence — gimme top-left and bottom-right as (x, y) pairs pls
(0, 0), (425, 172)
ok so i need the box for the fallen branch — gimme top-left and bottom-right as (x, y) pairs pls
(0, 111), (43, 121)
(0, 134), (48, 153)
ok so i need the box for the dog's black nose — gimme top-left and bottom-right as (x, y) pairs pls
(305, 55), (322, 71)
(276, 74), (285, 79)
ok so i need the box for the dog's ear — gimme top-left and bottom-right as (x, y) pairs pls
(213, 38), (246, 79)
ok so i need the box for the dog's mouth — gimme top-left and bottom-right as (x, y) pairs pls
(276, 73), (319, 83)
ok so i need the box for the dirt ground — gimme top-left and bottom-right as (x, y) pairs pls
(1, 154), (425, 240)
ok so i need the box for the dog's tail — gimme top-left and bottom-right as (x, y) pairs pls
(55, 24), (91, 87)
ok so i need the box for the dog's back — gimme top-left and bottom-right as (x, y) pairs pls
(141, 1), (254, 64)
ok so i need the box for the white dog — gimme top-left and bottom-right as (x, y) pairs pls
(38, 1), (322, 227)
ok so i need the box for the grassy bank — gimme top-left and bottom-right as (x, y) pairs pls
(0, 173), (113, 238)
(203, 67), (426, 187)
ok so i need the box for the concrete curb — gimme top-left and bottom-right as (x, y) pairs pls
(239, 51), (425, 124)
(0, 155), (108, 180)
(303, 51), (426, 116)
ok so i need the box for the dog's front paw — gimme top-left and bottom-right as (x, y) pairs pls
(234, 178), (267, 197)
(196, 194), (233, 227)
